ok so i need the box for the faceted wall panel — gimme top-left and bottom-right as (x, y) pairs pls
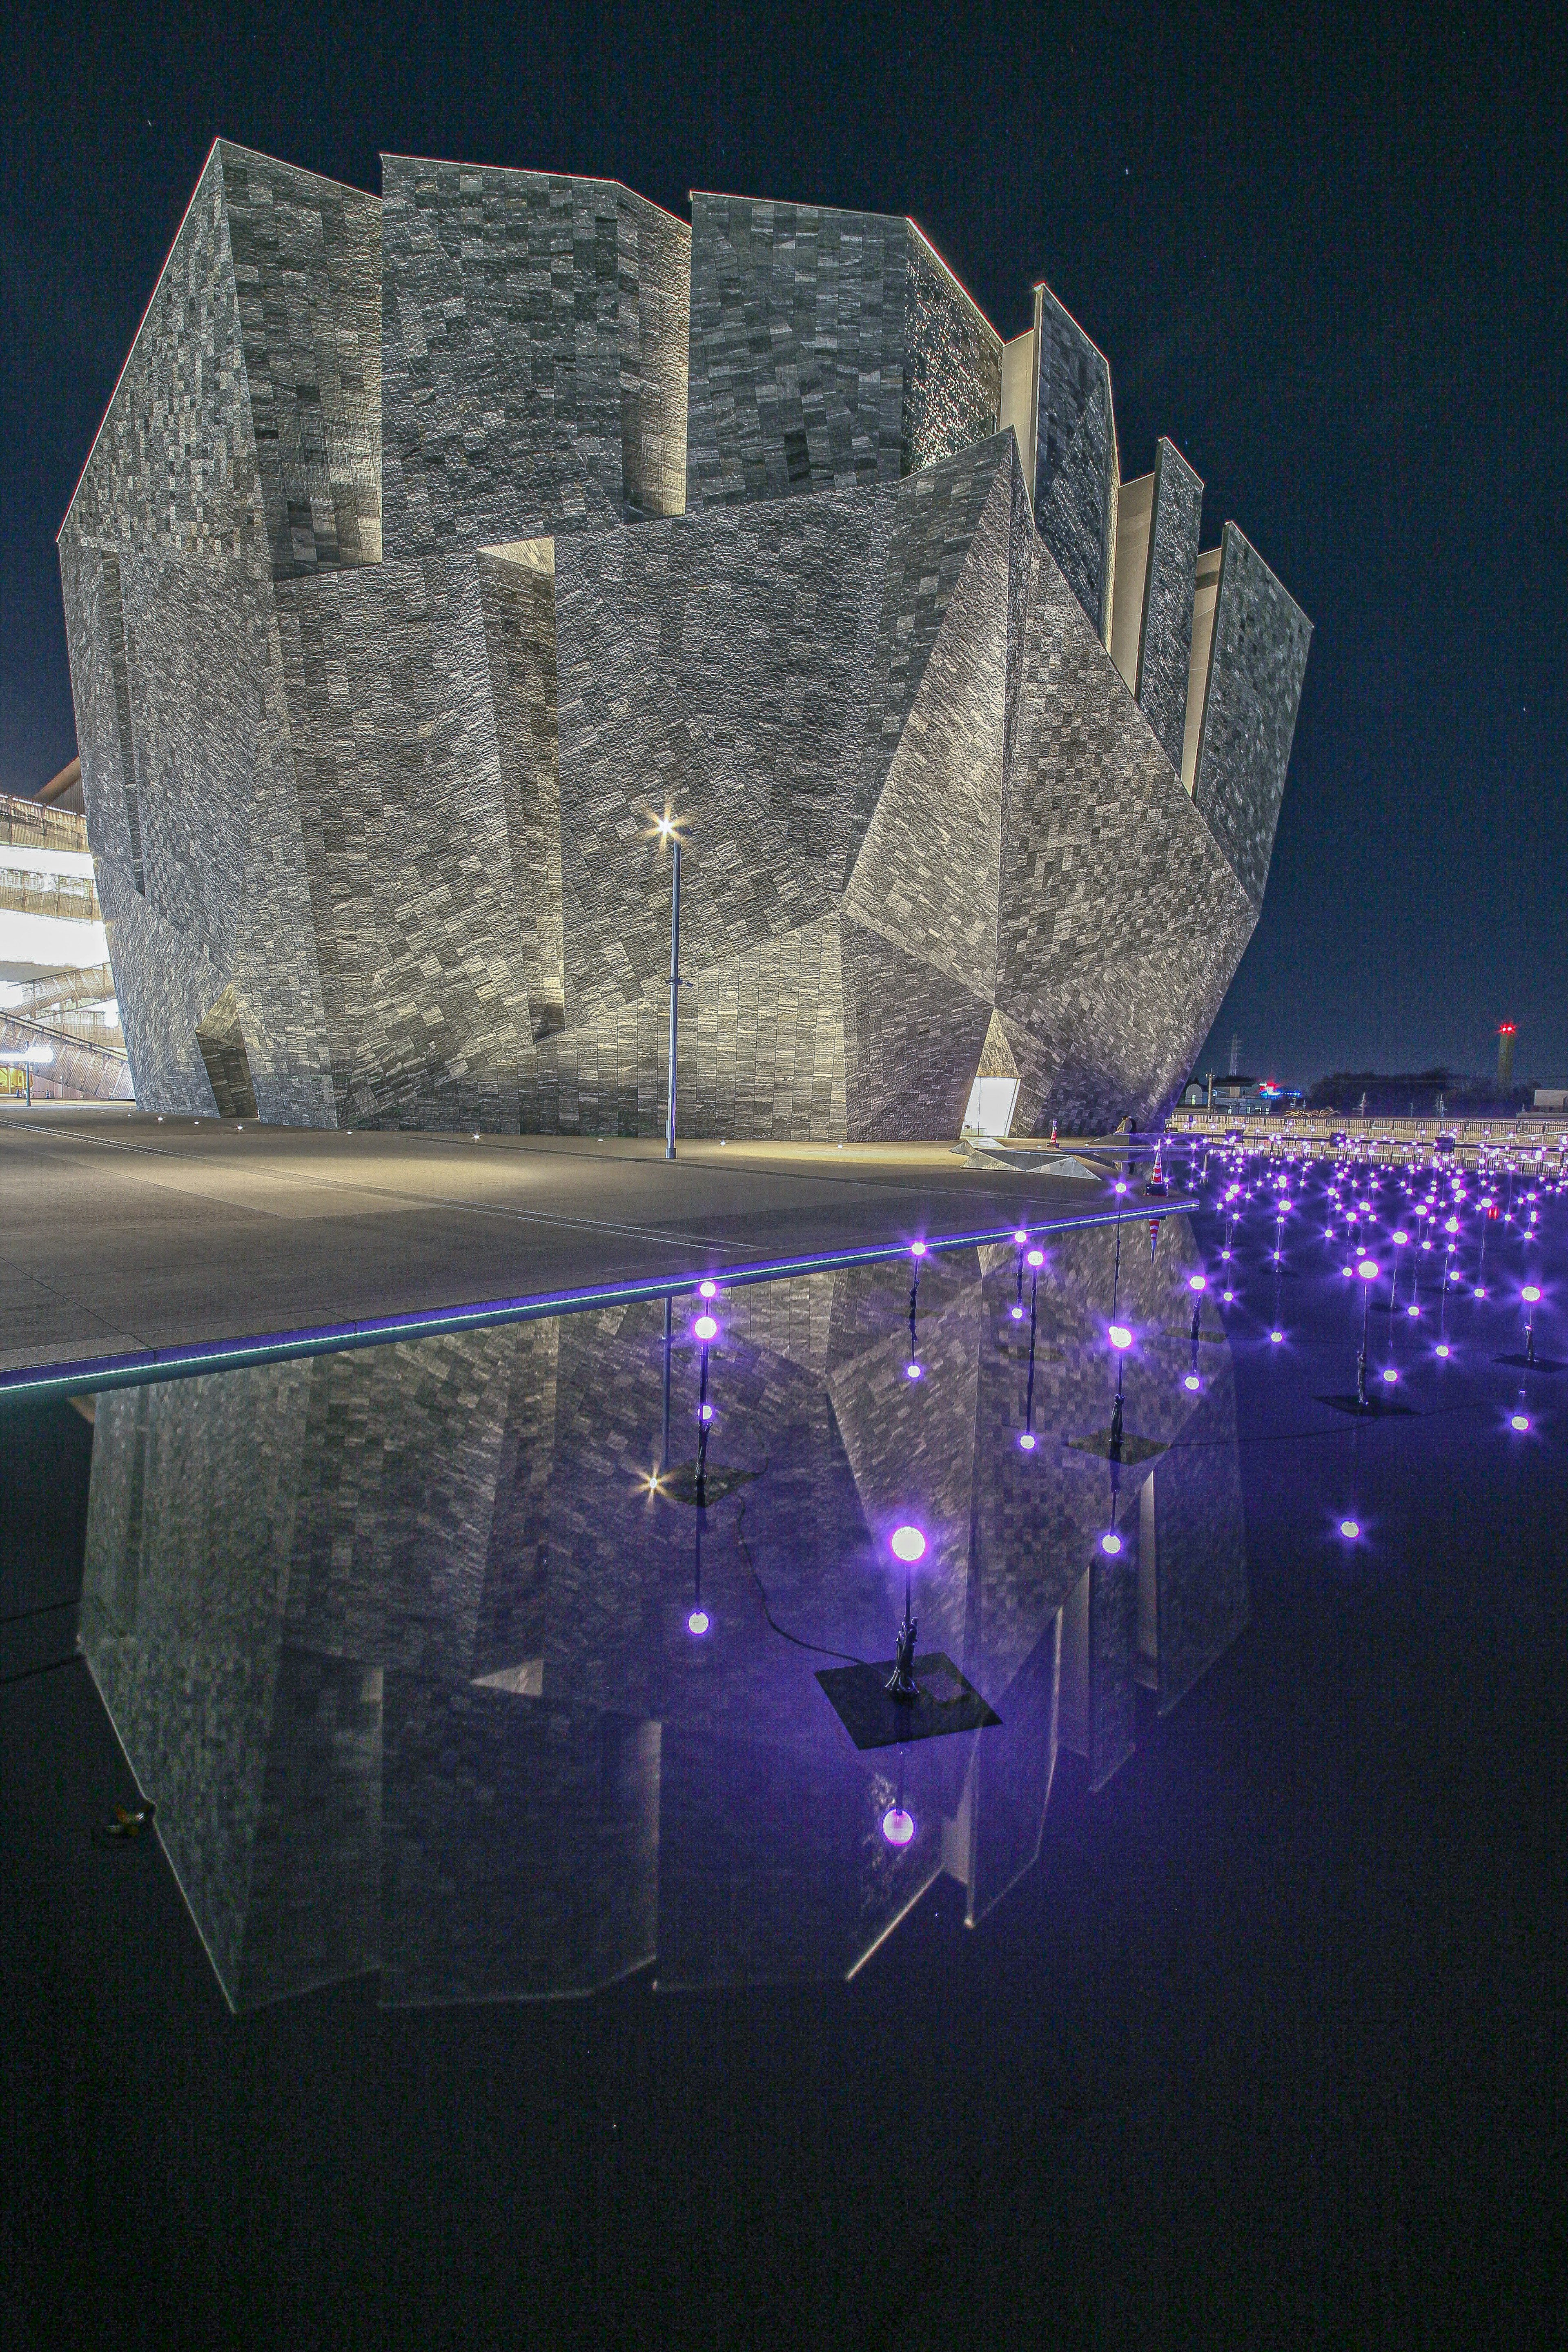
(1031, 287), (1118, 643)
(60, 141), (1308, 1140)
(1137, 437), (1203, 773)
(381, 158), (690, 559)
(685, 197), (1000, 510)
(1192, 522), (1314, 911)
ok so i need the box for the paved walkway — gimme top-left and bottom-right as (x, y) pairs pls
(0, 1107), (1163, 1395)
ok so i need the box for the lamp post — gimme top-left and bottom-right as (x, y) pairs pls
(655, 814), (685, 1160)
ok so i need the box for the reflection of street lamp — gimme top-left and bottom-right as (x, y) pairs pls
(653, 813), (686, 1160)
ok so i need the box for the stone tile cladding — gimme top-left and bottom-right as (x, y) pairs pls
(1137, 437), (1203, 774)
(1032, 288), (1118, 643)
(685, 196), (1000, 509)
(1192, 523), (1314, 912)
(60, 143), (1308, 1138)
(381, 156), (690, 557)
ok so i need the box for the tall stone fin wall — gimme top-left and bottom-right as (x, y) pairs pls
(1031, 287), (1118, 643)
(1136, 438), (1203, 774)
(1191, 522), (1312, 911)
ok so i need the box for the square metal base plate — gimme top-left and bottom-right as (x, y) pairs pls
(815, 1652), (1000, 1751)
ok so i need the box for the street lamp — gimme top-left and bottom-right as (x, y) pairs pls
(653, 813), (686, 1160)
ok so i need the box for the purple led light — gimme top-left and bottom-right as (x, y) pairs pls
(1357, 1260), (1379, 1281)
(1392, 1230), (1408, 1245)
(1270, 1329), (1284, 1343)
(1018, 1431), (1037, 1452)
(1109, 1324), (1132, 1350)
(1184, 1373), (1201, 1392)
(687, 1609), (710, 1637)
(1188, 1273), (1207, 1292)
(1523, 1285), (1542, 1304)
(890, 1525), (927, 1564)
(1436, 1342), (1451, 1358)
(1382, 1367), (1398, 1383)
(693, 1314), (718, 1342)
(698, 1278), (718, 1300)
(1101, 1531), (1123, 1556)
(1014, 1228), (1028, 1245)
(910, 1240), (928, 1259)
(1011, 1304), (1024, 1321)
(699, 1402), (714, 1422)
(882, 1806), (915, 1847)
(1511, 1412), (1530, 1433)
(1026, 1248), (1045, 1269)
(1340, 1518), (1360, 1540)
(904, 1361), (923, 1380)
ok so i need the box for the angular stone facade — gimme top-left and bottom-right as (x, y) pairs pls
(60, 140), (1310, 1138)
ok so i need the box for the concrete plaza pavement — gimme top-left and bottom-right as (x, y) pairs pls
(0, 1106), (1166, 1394)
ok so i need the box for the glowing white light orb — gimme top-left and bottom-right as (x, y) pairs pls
(1357, 1260), (1379, 1281)
(1382, 1367), (1398, 1383)
(1340, 1519), (1360, 1540)
(1184, 1373), (1201, 1392)
(687, 1609), (710, 1636)
(1188, 1273), (1207, 1292)
(1523, 1285), (1542, 1304)
(693, 1314), (718, 1342)
(1270, 1329), (1284, 1343)
(1018, 1431), (1037, 1452)
(1026, 1247), (1045, 1269)
(890, 1526), (927, 1563)
(1109, 1324), (1132, 1350)
(910, 1239), (928, 1258)
(698, 1278), (718, 1299)
(882, 1806), (915, 1847)
(1511, 1412), (1530, 1433)
(1100, 1532), (1122, 1556)
(1436, 1342), (1451, 1358)
(904, 1361), (923, 1381)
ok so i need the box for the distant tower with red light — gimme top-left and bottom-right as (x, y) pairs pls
(1497, 1022), (1517, 1093)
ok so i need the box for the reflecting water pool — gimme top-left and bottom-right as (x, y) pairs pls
(11, 1145), (1566, 2350)
(79, 1214), (1245, 2008)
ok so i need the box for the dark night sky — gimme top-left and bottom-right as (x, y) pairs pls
(3, 0), (1563, 1087)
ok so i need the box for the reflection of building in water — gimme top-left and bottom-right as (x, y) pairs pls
(81, 1217), (1247, 2009)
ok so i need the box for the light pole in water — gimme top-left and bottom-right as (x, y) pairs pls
(654, 812), (686, 1160)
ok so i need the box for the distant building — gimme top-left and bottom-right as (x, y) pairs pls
(1535, 1089), (1567, 1112)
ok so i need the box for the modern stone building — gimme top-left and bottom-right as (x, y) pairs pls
(59, 142), (1310, 1138)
